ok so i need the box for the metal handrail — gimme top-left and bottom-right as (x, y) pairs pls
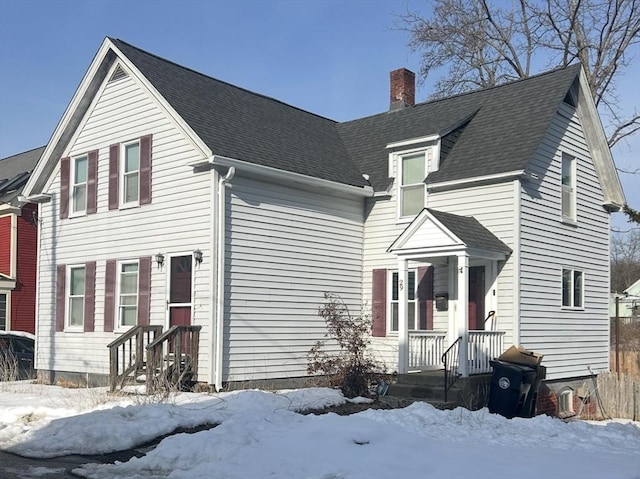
(442, 336), (462, 402)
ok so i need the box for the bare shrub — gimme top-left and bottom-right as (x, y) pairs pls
(0, 352), (19, 382)
(307, 293), (385, 398)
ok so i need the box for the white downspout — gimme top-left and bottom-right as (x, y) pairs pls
(213, 166), (235, 391)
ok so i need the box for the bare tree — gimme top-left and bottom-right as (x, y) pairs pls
(397, 0), (640, 148)
(611, 230), (640, 292)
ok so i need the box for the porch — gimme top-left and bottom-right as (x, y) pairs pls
(388, 209), (513, 383)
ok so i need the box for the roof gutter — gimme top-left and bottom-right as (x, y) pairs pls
(427, 170), (525, 192)
(188, 155), (373, 198)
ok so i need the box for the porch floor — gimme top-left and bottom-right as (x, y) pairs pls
(387, 371), (492, 410)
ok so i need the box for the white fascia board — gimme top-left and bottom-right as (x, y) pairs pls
(427, 170), (524, 192)
(575, 67), (625, 207)
(391, 245), (467, 260)
(210, 155), (374, 197)
(0, 205), (21, 214)
(386, 134), (440, 150)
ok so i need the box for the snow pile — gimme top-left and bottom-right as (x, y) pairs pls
(1, 383), (639, 479)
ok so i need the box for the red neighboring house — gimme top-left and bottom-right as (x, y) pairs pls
(0, 147), (44, 333)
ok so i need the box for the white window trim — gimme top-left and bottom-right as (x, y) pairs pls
(561, 152), (577, 224)
(561, 268), (584, 310)
(393, 146), (432, 223)
(70, 154), (88, 217)
(0, 292), (8, 331)
(115, 259), (139, 331)
(120, 139), (140, 209)
(387, 269), (418, 334)
(66, 264), (85, 331)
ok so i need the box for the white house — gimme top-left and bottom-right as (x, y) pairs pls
(21, 38), (624, 404)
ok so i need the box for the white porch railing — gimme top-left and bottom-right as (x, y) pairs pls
(408, 331), (447, 370)
(468, 331), (505, 374)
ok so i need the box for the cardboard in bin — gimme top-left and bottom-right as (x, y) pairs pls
(499, 345), (543, 367)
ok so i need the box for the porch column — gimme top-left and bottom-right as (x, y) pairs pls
(457, 253), (469, 377)
(397, 258), (408, 374)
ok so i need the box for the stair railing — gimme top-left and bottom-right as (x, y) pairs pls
(107, 325), (163, 392)
(146, 325), (201, 393)
(442, 336), (462, 402)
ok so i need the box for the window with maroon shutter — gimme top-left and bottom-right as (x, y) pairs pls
(108, 144), (119, 210)
(55, 264), (66, 331)
(86, 150), (98, 214)
(59, 158), (70, 219)
(84, 261), (96, 332)
(137, 256), (151, 326)
(104, 260), (116, 332)
(372, 269), (387, 337)
(417, 266), (434, 330)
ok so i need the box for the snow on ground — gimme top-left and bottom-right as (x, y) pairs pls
(1, 382), (639, 479)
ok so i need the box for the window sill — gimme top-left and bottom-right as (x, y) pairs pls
(68, 212), (87, 219)
(63, 326), (84, 333)
(119, 202), (140, 211)
(561, 306), (584, 311)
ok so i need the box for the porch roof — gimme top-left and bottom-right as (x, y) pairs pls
(388, 208), (512, 260)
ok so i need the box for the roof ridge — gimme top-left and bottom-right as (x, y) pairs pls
(339, 63), (581, 126)
(109, 38), (338, 124)
(0, 146), (46, 162)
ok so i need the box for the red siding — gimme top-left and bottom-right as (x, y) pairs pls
(12, 204), (37, 334)
(0, 215), (11, 276)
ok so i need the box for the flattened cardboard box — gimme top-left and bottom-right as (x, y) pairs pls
(499, 345), (543, 367)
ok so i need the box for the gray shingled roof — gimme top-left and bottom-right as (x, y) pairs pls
(110, 39), (579, 192)
(0, 147), (45, 205)
(428, 209), (512, 254)
(338, 64), (581, 190)
(110, 39), (368, 188)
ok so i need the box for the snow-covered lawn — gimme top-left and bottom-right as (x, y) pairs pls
(1, 382), (639, 479)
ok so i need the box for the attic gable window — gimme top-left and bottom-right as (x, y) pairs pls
(561, 152), (576, 222)
(399, 152), (426, 217)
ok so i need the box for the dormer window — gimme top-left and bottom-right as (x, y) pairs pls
(400, 152), (426, 217)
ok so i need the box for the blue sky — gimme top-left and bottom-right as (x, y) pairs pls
(0, 0), (637, 227)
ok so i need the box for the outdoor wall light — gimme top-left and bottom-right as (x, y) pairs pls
(155, 252), (165, 269)
(193, 249), (203, 266)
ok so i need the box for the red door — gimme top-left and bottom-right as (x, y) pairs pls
(468, 266), (485, 330)
(169, 255), (192, 327)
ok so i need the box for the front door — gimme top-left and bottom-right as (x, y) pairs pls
(169, 255), (192, 327)
(468, 266), (485, 330)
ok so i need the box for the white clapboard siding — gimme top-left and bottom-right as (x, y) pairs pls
(223, 176), (364, 382)
(36, 73), (213, 379)
(519, 102), (610, 380)
(428, 182), (516, 347)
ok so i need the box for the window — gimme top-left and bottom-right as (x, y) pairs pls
(0, 293), (6, 330)
(389, 270), (416, 332)
(118, 261), (138, 328)
(399, 153), (426, 217)
(122, 141), (140, 206)
(562, 268), (583, 308)
(68, 266), (85, 327)
(561, 153), (576, 221)
(71, 155), (88, 214)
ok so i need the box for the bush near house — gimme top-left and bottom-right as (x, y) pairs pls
(308, 294), (385, 398)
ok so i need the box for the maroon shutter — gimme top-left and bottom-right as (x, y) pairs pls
(59, 157), (70, 219)
(108, 144), (119, 210)
(137, 256), (151, 326)
(417, 266), (434, 330)
(87, 150), (99, 214)
(56, 264), (66, 331)
(104, 260), (116, 332)
(84, 261), (96, 332)
(139, 134), (152, 205)
(372, 269), (387, 337)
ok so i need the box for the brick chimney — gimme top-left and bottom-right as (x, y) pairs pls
(390, 68), (415, 111)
